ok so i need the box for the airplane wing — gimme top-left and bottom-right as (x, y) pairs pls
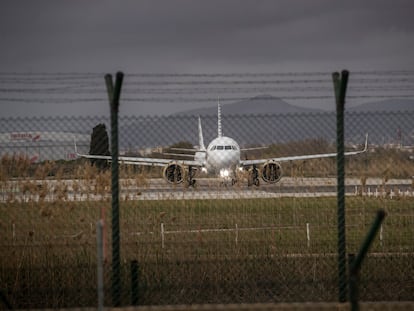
(74, 140), (203, 167)
(240, 134), (368, 166)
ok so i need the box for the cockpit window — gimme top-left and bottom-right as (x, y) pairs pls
(211, 145), (238, 151)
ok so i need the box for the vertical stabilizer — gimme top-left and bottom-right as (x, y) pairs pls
(198, 116), (206, 151)
(217, 98), (222, 137)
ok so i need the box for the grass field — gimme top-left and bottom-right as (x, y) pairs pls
(1, 196), (413, 308)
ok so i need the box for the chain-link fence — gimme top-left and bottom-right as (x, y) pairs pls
(1, 72), (414, 309)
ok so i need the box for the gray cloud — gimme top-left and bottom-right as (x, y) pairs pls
(1, 0), (413, 73)
(1, 0), (414, 116)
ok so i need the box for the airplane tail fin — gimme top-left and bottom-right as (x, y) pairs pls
(217, 98), (222, 137)
(363, 133), (368, 152)
(198, 116), (206, 151)
(74, 137), (80, 156)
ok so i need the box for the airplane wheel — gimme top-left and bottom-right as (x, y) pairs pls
(187, 179), (196, 188)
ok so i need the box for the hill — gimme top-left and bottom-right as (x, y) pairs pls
(349, 99), (414, 112)
(175, 96), (414, 115)
(174, 95), (322, 116)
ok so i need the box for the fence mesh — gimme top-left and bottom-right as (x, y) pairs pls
(1, 72), (414, 309)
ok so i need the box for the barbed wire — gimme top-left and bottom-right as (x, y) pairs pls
(1, 95), (413, 105)
(0, 71), (413, 105)
(2, 85), (414, 95)
(1, 70), (414, 77)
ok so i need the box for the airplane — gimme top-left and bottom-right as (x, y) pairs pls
(75, 103), (368, 187)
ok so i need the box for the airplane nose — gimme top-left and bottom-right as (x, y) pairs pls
(208, 151), (238, 170)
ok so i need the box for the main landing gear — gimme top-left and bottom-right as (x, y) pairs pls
(186, 166), (197, 187)
(247, 166), (260, 187)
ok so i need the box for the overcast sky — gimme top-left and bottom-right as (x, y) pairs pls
(1, 0), (414, 117)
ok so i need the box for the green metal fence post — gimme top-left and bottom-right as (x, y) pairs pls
(332, 70), (349, 302)
(0, 290), (12, 310)
(105, 72), (124, 307)
(131, 260), (139, 305)
(348, 253), (358, 310)
(349, 209), (386, 311)
(97, 220), (104, 311)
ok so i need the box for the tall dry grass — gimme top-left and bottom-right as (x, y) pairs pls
(1, 197), (414, 307)
(0, 148), (413, 307)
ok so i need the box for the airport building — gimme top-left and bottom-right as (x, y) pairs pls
(0, 131), (90, 163)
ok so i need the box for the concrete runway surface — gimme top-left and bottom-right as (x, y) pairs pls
(1, 177), (413, 202)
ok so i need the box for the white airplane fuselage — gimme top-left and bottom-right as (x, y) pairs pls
(77, 101), (368, 187)
(205, 136), (241, 177)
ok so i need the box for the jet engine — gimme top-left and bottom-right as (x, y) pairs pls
(163, 162), (185, 184)
(261, 160), (282, 183)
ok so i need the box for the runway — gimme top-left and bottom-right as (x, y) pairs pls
(1, 177), (413, 202)
(125, 177), (413, 200)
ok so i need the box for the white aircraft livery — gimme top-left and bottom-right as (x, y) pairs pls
(76, 103), (368, 187)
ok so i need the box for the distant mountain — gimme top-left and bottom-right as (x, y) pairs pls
(1, 96), (413, 156)
(174, 95), (322, 116)
(174, 96), (414, 116)
(349, 99), (414, 112)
